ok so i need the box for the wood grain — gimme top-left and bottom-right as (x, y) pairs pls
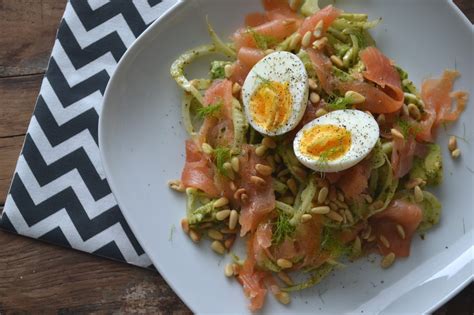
(0, 74), (41, 138)
(0, 136), (24, 206)
(0, 226), (191, 314)
(0, 0), (67, 77)
(0, 0), (471, 313)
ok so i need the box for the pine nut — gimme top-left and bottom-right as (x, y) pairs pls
(262, 136), (277, 149)
(405, 177), (426, 189)
(312, 36), (328, 50)
(345, 90), (366, 104)
(316, 108), (327, 117)
(251, 175), (266, 186)
(396, 224), (406, 240)
(448, 136), (457, 152)
(302, 31), (312, 47)
(391, 128), (404, 140)
(223, 162), (233, 174)
(265, 48), (275, 55)
(414, 185), (424, 203)
(301, 214), (313, 223)
(308, 78), (318, 90)
(224, 64), (233, 78)
(289, 33), (302, 51)
(451, 148), (461, 159)
(337, 191), (345, 202)
(255, 145), (267, 156)
(276, 292), (291, 305)
(345, 209), (354, 223)
(313, 20), (324, 38)
(214, 197), (229, 208)
(224, 263), (234, 277)
(277, 258), (293, 269)
(329, 202), (338, 210)
(277, 272), (294, 285)
(232, 82), (241, 94)
(330, 55), (344, 68)
(352, 236), (361, 256)
(220, 227), (237, 234)
(381, 252), (396, 269)
(168, 179), (185, 192)
(408, 103), (421, 120)
(189, 229), (201, 243)
(363, 194), (373, 203)
(402, 104), (409, 117)
(379, 235), (390, 248)
(318, 187), (329, 203)
(201, 142), (213, 154)
(216, 209), (231, 221)
(211, 240), (225, 255)
(326, 210), (343, 222)
(229, 210), (239, 230)
(310, 92), (320, 104)
(289, 0), (301, 10)
(231, 156), (240, 172)
(256, 164), (273, 176)
(181, 218), (189, 233)
(233, 188), (246, 200)
(310, 206), (330, 214)
(208, 229), (224, 240)
(287, 178), (298, 195)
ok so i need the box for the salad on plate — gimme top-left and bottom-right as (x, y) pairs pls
(169, 0), (468, 310)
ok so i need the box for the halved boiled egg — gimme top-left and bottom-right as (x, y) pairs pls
(241, 51), (308, 136)
(293, 110), (380, 172)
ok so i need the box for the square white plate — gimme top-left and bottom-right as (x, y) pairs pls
(100, 0), (474, 313)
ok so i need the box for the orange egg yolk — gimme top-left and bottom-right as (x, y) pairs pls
(250, 81), (292, 131)
(300, 124), (352, 161)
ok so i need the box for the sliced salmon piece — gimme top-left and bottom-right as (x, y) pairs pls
(238, 46), (266, 69)
(298, 5), (341, 45)
(199, 80), (234, 147)
(418, 70), (468, 141)
(370, 199), (423, 257)
(307, 48), (338, 94)
(391, 135), (417, 178)
(229, 60), (251, 86)
(233, 19), (299, 50)
(237, 233), (269, 311)
(181, 140), (220, 197)
(239, 145), (276, 236)
(360, 47), (404, 103)
(337, 160), (372, 199)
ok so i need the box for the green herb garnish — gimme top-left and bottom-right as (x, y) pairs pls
(246, 27), (277, 50)
(396, 117), (422, 138)
(272, 209), (296, 244)
(214, 146), (231, 175)
(197, 100), (223, 119)
(326, 95), (354, 111)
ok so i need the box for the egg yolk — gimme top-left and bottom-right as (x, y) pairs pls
(250, 81), (292, 131)
(300, 124), (352, 161)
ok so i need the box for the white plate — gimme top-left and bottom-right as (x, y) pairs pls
(100, 0), (474, 313)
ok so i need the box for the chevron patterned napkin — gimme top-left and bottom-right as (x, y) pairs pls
(0, 0), (177, 267)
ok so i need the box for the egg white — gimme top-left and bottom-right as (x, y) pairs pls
(293, 109), (380, 172)
(241, 51), (308, 136)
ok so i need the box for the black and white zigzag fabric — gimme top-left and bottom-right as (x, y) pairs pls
(0, 0), (177, 267)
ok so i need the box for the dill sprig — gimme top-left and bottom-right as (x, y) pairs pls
(197, 100), (223, 119)
(246, 27), (277, 50)
(396, 117), (422, 138)
(272, 209), (296, 244)
(214, 146), (231, 175)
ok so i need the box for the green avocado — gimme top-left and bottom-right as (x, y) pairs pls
(409, 144), (443, 186)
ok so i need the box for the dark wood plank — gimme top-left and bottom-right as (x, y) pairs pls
(0, 226), (191, 314)
(454, 0), (474, 23)
(0, 74), (41, 137)
(0, 0), (67, 77)
(0, 136), (24, 206)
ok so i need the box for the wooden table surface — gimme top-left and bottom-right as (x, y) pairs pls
(0, 0), (472, 313)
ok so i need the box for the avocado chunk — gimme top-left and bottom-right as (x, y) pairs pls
(409, 144), (443, 186)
